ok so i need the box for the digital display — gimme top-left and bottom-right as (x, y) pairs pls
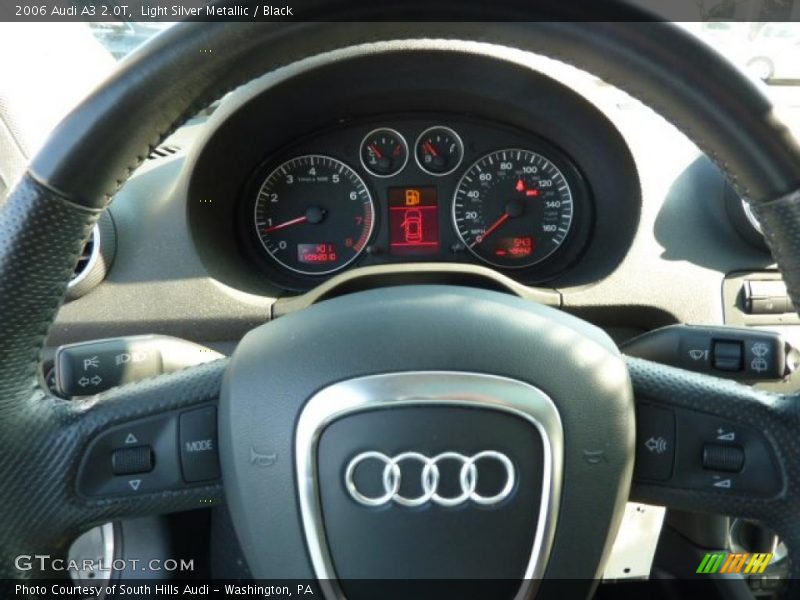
(388, 187), (439, 256)
(494, 236), (534, 259)
(298, 243), (338, 264)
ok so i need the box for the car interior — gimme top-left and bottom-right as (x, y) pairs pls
(2, 6), (800, 600)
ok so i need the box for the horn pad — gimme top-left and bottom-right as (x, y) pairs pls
(297, 373), (560, 598)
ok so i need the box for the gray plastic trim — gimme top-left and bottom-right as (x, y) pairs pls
(68, 522), (114, 587)
(271, 262), (561, 318)
(602, 502), (665, 580)
(295, 371), (563, 599)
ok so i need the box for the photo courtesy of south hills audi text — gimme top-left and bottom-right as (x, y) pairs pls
(15, 584), (315, 597)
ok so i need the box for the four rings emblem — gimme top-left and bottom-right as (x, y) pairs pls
(344, 450), (515, 508)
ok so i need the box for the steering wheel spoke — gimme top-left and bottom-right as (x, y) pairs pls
(626, 356), (800, 578)
(0, 360), (226, 579)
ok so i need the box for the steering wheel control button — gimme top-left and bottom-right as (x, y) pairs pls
(702, 443), (745, 473)
(111, 445), (154, 476)
(634, 404), (676, 482)
(54, 335), (224, 398)
(55, 337), (163, 397)
(622, 325), (789, 381)
(712, 340), (743, 372)
(635, 407), (780, 495)
(742, 337), (784, 379)
(78, 412), (185, 498)
(179, 406), (220, 482)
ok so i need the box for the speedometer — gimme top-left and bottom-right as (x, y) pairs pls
(452, 149), (574, 268)
(253, 155), (375, 275)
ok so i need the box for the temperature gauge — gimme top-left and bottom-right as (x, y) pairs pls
(359, 128), (408, 177)
(415, 126), (464, 176)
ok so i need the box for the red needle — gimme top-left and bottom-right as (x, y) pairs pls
(369, 143), (383, 159)
(472, 213), (510, 247)
(423, 141), (438, 157)
(264, 215), (308, 233)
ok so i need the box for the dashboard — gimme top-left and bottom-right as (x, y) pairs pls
(47, 41), (779, 351)
(238, 116), (592, 290)
(187, 47), (643, 296)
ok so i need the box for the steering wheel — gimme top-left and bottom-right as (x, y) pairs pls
(3, 7), (800, 599)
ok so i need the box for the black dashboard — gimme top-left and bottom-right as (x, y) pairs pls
(187, 48), (641, 296)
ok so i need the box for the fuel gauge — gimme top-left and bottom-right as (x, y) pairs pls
(415, 126), (464, 176)
(359, 128), (409, 178)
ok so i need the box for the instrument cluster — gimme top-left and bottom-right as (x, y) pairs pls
(240, 116), (593, 290)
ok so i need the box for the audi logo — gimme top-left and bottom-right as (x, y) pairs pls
(344, 450), (515, 507)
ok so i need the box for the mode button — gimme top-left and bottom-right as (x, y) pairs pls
(179, 406), (220, 483)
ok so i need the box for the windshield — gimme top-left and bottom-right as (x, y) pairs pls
(106, 21), (800, 139)
(87, 21), (173, 58)
(684, 23), (800, 75)
(0, 21), (798, 156)
(685, 22), (800, 134)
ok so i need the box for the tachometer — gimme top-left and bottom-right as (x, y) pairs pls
(452, 149), (574, 268)
(254, 155), (375, 275)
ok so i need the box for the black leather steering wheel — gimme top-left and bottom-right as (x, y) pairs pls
(3, 6), (800, 599)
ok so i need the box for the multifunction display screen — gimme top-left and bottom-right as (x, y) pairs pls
(388, 187), (439, 256)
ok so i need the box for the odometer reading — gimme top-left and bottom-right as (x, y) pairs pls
(254, 155), (374, 275)
(452, 149), (574, 268)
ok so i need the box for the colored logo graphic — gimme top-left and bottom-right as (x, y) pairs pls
(696, 552), (773, 574)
